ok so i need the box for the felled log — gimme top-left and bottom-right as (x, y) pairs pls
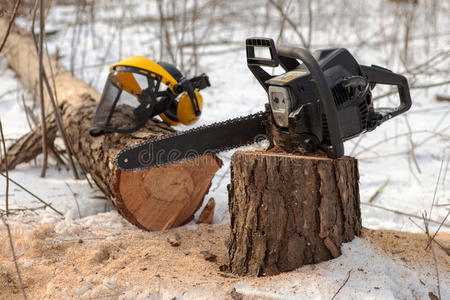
(227, 150), (361, 276)
(0, 18), (222, 230)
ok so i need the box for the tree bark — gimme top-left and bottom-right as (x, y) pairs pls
(228, 150), (361, 276)
(0, 18), (222, 231)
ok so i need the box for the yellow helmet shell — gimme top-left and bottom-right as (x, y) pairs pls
(177, 91), (203, 125)
(112, 56), (178, 91)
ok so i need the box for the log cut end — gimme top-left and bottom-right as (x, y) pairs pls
(228, 149), (361, 276)
(118, 156), (222, 231)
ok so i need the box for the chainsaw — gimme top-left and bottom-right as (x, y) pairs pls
(116, 38), (411, 171)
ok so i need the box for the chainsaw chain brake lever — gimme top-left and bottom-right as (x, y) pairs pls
(360, 65), (412, 128)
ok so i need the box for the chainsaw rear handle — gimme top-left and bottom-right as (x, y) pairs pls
(361, 65), (412, 124)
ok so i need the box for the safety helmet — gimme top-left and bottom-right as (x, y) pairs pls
(89, 56), (210, 136)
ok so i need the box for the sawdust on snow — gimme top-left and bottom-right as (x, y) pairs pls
(0, 220), (448, 299)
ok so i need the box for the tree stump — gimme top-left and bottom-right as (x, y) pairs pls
(228, 149), (361, 276)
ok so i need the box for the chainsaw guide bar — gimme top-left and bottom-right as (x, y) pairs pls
(116, 112), (268, 171)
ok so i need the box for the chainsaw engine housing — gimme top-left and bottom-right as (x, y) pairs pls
(266, 48), (370, 142)
(246, 38), (411, 157)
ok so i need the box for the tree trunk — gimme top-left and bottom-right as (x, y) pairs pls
(0, 18), (222, 231)
(228, 150), (361, 276)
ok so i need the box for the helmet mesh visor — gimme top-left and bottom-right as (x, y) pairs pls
(91, 68), (161, 133)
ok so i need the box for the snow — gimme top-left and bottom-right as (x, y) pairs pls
(235, 237), (447, 300)
(0, 0), (449, 298)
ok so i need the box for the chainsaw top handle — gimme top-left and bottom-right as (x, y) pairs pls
(246, 38), (344, 158)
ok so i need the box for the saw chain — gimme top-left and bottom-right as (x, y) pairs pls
(116, 112), (268, 171)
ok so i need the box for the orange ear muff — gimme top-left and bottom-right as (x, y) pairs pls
(160, 112), (181, 126)
(177, 91), (203, 125)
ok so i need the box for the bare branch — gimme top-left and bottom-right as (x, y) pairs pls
(65, 183), (81, 219)
(34, 0), (49, 177)
(361, 202), (450, 228)
(428, 154), (445, 226)
(422, 213), (442, 300)
(268, 0), (309, 49)
(408, 217), (449, 255)
(0, 0), (21, 53)
(426, 210), (450, 251)
(31, 0), (80, 179)
(368, 178), (390, 203)
(0, 121), (9, 216)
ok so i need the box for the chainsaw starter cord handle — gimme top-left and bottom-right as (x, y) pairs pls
(277, 46), (345, 158)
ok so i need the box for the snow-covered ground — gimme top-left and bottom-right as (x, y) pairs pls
(0, 0), (449, 298)
(1, 218), (448, 299)
(232, 236), (448, 300)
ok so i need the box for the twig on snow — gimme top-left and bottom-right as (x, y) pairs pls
(0, 205), (47, 216)
(432, 203), (450, 207)
(331, 270), (351, 300)
(0, 217), (27, 300)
